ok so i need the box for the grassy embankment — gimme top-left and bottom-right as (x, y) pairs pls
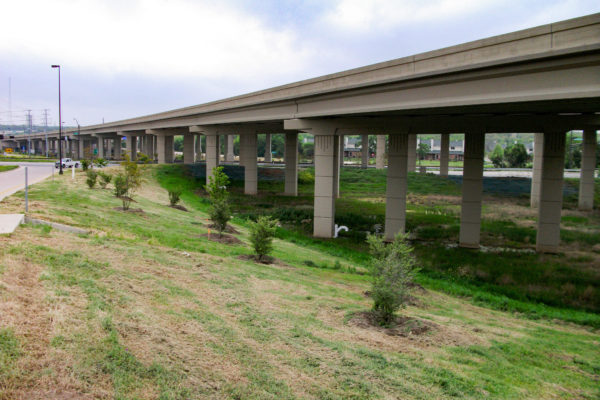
(158, 165), (600, 324)
(0, 166), (19, 173)
(0, 165), (598, 399)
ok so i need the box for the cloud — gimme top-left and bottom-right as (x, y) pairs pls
(321, 0), (502, 32)
(0, 0), (313, 81)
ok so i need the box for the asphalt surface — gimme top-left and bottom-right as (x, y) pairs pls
(0, 162), (56, 202)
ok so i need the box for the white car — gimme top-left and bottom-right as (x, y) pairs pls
(55, 158), (80, 169)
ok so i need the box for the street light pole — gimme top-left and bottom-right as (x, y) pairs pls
(52, 64), (63, 175)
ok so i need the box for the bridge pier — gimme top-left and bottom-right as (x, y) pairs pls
(376, 135), (385, 169)
(440, 133), (450, 177)
(205, 134), (220, 186)
(459, 132), (485, 249)
(579, 129), (597, 211)
(536, 131), (566, 253)
(183, 134), (194, 164)
(225, 135), (235, 162)
(113, 137), (122, 160)
(313, 135), (339, 238)
(530, 132), (544, 208)
(284, 132), (298, 196)
(195, 134), (202, 161)
(384, 134), (409, 241)
(239, 134), (258, 195)
(361, 134), (369, 169)
(407, 134), (417, 172)
(126, 136), (137, 161)
(264, 134), (272, 163)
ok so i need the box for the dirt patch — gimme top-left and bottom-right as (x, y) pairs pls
(237, 254), (290, 267)
(208, 223), (240, 234)
(199, 233), (242, 245)
(168, 204), (189, 212)
(348, 311), (435, 337)
(113, 207), (145, 214)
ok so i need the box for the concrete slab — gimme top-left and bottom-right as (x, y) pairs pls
(0, 214), (24, 234)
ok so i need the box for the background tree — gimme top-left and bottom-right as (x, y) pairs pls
(504, 143), (528, 168)
(417, 142), (430, 165)
(489, 144), (505, 168)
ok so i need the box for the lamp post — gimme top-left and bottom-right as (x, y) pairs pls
(51, 64), (63, 174)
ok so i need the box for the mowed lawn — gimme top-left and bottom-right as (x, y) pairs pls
(0, 166), (598, 399)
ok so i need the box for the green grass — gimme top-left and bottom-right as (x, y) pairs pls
(0, 165), (19, 173)
(0, 156), (55, 163)
(155, 164), (600, 324)
(1, 165), (599, 399)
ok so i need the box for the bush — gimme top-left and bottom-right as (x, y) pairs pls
(168, 188), (182, 206)
(113, 174), (127, 198)
(138, 153), (152, 164)
(98, 171), (112, 189)
(81, 159), (91, 171)
(366, 233), (419, 325)
(94, 158), (108, 168)
(248, 216), (279, 261)
(490, 144), (505, 168)
(504, 144), (528, 168)
(85, 170), (98, 188)
(298, 169), (315, 185)
(205, 166), (231, 237)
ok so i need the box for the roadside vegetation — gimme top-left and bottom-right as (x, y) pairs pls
(0, 165), (19, 173)
(0, 164), (598, 399)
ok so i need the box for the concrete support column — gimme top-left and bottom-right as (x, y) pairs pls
(313, 135), (339, 238)
(264, 134), (272, 163)
(284, 132), (298, 196)
(78, 139), (84, 159)
(195, 134), (202, 161)
(440, 133), (450, 177)
(205, 134), (220, 186)
(156, 135), (174, 164)
(144, 135), (153, 157)
(339, 135), (344, 167)
(240, 134), (258, 195)
(183, 134), (195, 164)
(531, 132), (544, 207)
(407, 134), (417, 172)
(579, 130), (597, 211)
(126, 136), (137, 161)
(114, 138), (122, 160)
(97, 138), (105, 159)
(223, 135), (233, 162)
(384, 134), (409, 241)
(536, 131), (566, 253)
(361, 134), (369, 169)
(459, 131), (485, 248)
(376, 135), (386, 169)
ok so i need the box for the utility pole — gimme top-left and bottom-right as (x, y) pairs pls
(43, 109), (49, 157)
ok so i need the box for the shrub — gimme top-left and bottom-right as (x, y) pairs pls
(366, 233), (419, 325)
(85, 170), (98, 188)
(114, 155), (143, 210)
(94, 158), (108, 168)
(298, 169), (315, 185)
(113, 174), (127, 197)
(490, 144), (505, 168)
(504, 144), (528, 168)
(248, 216), (279, 261)
(138, 153), (152, 164)
(205, 166), (231, 237)
(98, 171), (112, 189)
(168, 188), (182, 206)
(81, 159), (91, 171)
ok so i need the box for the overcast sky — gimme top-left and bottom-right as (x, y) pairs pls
(1, 0), (598, 128)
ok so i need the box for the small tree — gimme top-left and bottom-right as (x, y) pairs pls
(248, 216), (279, 261)
(490, 144), (505, 168)
(98, 171), (112, 189)
(417, 142), (430, 165)
(117, 155), (143, 210)
(168, 188), (182, 206)
(504, 143), (528, 168)
(366, 233), (419, 326)
(113, 174), (127, 198)
(85, 170), (98, 188)
(94, 158), (108, 168)
(205, 166), (231, 237)
(81, 159), (91, 171)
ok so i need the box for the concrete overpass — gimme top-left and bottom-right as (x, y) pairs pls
(3, 13), (599, 253)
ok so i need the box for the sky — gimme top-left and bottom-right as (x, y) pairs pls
(0, 0), (598, 128)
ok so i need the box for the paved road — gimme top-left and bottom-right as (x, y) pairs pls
(0, 162), (56, 202)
